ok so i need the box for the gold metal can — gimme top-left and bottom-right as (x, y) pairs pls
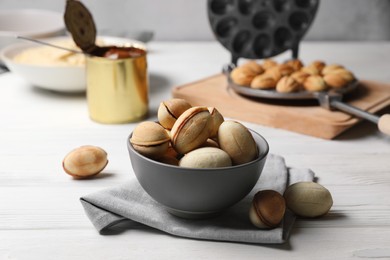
(86, 51), (148, 124)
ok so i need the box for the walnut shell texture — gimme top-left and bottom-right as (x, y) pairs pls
(171, 106), (211, 154)
(322, 64), (344, 75)
(285, 59), (304, 71)
(323, 73), (348, 88)
(179, 147), (232, 168)
(241, 61), (264, 75)
(208, 107), (224, 138)
(230, 67), (257, 86)
(303, 75), (327, 92)
(249, 190), (286, 229)
(218, 121), (258, 165)
(130, 121), (170, 146)
(276, 76), (300, 93)
(262, 59), (278, 70)
(158, 99), (192, 129)
(291, 71), (310, 85)
(284, 182), (333, 218)
(62, 145), (108, 179)
(130, 121), (170, 158)
(251, 74), (276, 89)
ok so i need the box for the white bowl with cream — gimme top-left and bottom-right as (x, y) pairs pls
(0, 36), (146, 93)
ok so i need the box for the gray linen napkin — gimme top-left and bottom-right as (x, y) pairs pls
(80, 154), (314, 244)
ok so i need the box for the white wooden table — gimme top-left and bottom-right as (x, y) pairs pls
(1, 41), (390, 259)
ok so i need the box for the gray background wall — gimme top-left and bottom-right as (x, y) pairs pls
(1, 0), (389, 41)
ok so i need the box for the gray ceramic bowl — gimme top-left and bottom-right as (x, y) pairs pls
(127, 129), (269, 219)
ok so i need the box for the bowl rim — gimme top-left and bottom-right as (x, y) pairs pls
(0, 35), (148, 69)
(127, 128), (270, 171)
(0, 9), (64, 37)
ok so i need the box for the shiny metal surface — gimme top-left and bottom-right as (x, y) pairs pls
(86, 53), (148, 124)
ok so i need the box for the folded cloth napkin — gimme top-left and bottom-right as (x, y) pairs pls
(80, 154), (314, 244)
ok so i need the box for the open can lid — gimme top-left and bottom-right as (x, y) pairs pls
(64, 0), (97, 53)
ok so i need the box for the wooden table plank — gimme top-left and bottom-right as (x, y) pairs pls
(1, 228), (390, 260)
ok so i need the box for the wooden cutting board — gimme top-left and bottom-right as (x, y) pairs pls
(172, 74), (390, 139)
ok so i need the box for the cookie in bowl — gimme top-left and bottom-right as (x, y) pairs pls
(127, 99), (270, 219)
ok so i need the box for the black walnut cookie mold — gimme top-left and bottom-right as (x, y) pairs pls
(208, 0), (319, 64)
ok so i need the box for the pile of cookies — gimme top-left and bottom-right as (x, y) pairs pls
(249, 181), (333, 229)
(130, 99), (259, 168)
(230, 59), (356, 93)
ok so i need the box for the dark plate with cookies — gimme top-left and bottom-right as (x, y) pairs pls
(224, 59), (358, 100)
